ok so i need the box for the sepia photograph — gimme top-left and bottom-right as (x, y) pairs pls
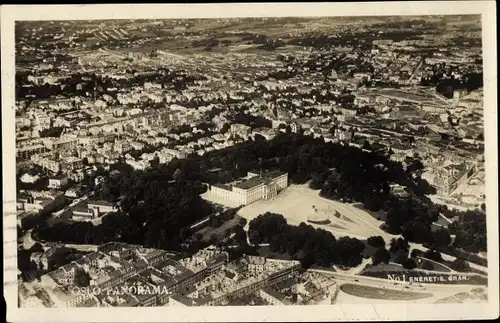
(2, 2), (498, 322)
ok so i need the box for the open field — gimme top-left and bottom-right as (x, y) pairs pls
(352, 203), (387, 222)
(340, 284), (433, 300)
(237, 184), (396, 241)
(416, 257), (453, 273)
(361, 263), (407, 275)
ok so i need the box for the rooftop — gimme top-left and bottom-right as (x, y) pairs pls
(87, 200), (115, 207)
(260, 170), (287, 180)
(261, 286), (289, 303)
(49, 174), (68, 180)
(233, 177), (265, 190)
(212, 183), (233, 191)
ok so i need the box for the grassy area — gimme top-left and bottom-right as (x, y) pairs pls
(352, 203), (387, 222)
(194, 215), (242, 242)
(422, 244), (488, 267)
(441, 259), (486, 275)
(361, 263), (406, 274)
(238, 185), (380, 240)
(415, 257), (452, 273)
(340, 284), (432, 300)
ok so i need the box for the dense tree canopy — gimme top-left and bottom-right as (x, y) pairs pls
(248, 212), (365, 268)
(448, 210), (487, 253)
(36, 167), (214, 250)
(32, 132), (484, 256)
(367, 236), (386, 249)
(38, 126), (66, 138)
(74, 268), (91, 287)
(372, 248), (391, 265)
(402, 258), (417, 270)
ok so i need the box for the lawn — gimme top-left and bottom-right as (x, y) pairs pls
(194, 215), (242, 242)
(352, 203), (387, 222)
(415, 257), (452, 273)
(361, 263), (407, 275)
(340, 284), (432, 300)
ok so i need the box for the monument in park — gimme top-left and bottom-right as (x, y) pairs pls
(307, 205), (340, 225)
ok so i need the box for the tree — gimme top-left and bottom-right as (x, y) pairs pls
(396, 237), (410, 251)
(29, 242), (44, 253)
(38, 126), (65, 138)
(363, 196), (381, 212)
(74, 268), (91, 287)
(150, 156), (160, 167)
(423, 249), (442, 262)
(361, 140), (372, 151)
(173, 168), (183, 181)
(309, 173), (326, 190)
(372, 248), (390, 265)
(299, 252), (314, 269)
(451, 258), (470, 272)
(220, 123), (231, 133)
(410, 249), (422, 258)
(402, 258), (417, 270)
(389, 238), (398, 253)
(367, 236), (386, 249)
(179, 228), (190, 241)
(210, 216), (222, 228)
(421, 261), (434, 271)
(402, 221), (432, 244)
(448, 210), (486, 253)
(238, 218), (247, 227)
(248, 229), (262, 245)
(407, 159), (424, 173)
(389, 237), (409, 253)
(432, 228), (451, 248)
(209, 233), (218, 245)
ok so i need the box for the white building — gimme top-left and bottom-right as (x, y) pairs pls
(206, 171), (288, 206)
(433, 163), (471, 196)
(72, 200), (117, 220)
(20, 173), (40, 184)
(230, 124), (252, 138)
(48, 175), (69, 189)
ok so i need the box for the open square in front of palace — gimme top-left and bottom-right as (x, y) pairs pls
(236, 184), (392, 241)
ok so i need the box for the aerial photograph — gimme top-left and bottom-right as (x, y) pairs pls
(14, 15), (487, 307)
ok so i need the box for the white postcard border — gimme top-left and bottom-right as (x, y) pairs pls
(2, 1), (498, 322)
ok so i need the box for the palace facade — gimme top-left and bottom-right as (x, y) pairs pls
(206, 171), (288, 206)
